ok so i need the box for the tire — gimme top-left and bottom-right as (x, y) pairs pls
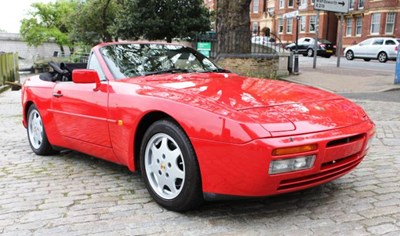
(27, 105), (57, 155)
(345, 50), (354, 60)
(140, 119), (203, 212)
(363, 59), (371, 62)
(307, 48), (314, 57)
(378, 52), (388, 63)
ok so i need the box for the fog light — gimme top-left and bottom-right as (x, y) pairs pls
(269, 155), (316, 175)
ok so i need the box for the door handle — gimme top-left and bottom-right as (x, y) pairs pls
(53, 91), (63, 97)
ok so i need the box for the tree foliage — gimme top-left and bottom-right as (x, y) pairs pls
(20, 0), (78, 55)
(116, 0), (210, 43)
(70, 0), (122, 46)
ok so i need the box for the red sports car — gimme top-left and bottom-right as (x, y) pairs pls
(22, 42), (375, 212)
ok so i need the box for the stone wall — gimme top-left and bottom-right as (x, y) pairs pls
(0, 33), (71, 69)
(216, 53), (289, 79)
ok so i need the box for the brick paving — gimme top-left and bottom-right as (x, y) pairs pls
(1, 89), (400, 235)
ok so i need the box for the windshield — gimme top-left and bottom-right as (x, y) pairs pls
(100, 43), (219, 79)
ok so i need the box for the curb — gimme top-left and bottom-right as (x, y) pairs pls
(0, 85), (10, 94)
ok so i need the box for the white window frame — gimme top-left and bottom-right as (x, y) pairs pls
(346, 18), (353, 36)
(309, 15), (316, 33)
(278, 18), (284, 34)
(286, 18), (293, 34)
(349, 0), (354, 10)
(358, 0), (364, 9)
(288, 0), (294, 8)
(300, 16), (306, 32)
(253, 0), (259, 13)
(356, 16), (362, 36)
(279, 0), (284, 9)
(370, 13), (381, 35)
(385, 12), (396, 35)
(252, 22), (259, 35)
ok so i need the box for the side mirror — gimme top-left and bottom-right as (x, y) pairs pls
(72, 69), (101, 91)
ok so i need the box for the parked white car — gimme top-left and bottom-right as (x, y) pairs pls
(344, 37), (399, 63)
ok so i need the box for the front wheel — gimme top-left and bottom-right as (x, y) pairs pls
(140, 119), (203, 212)
(27, 105), (57, 155)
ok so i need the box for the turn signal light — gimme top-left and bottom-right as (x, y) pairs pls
(272, 144), (318, 156)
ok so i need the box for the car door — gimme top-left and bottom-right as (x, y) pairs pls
(384, 39), (397, 58)
(298, 38), (311, 53)
(353, 38), (373, 57)
(367, 38), (384, 58)
(50, 53), (111, 147)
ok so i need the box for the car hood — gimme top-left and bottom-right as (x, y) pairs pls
(126, 73), (368, 135)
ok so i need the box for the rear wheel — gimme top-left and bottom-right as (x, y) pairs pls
(378, 52), (388, 63)
(140, 119), (203, 212)
(27, 105), (57, 155)
(345, 50), (354, 60)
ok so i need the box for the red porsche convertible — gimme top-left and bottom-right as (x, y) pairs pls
(22, 42), (375, 212)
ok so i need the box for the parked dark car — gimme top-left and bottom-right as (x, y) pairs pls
(285, 37), (336, 58)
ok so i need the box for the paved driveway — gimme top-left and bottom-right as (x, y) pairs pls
(1, 89), (400, 235)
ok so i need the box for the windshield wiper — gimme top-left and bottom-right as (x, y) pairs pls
(144, 68), (192, 76)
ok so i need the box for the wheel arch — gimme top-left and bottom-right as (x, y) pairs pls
(133, 111), (179, 171)
(23, 101), (34, 127)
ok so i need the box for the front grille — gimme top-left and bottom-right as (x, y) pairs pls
(326, 134), (365, 148)
(277, 153), (363, 191)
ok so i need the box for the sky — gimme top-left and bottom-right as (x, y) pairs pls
(0, 0), (54, 33)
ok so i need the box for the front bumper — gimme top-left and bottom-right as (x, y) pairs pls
(193, 120), (375, 198)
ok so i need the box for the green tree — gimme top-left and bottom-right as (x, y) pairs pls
(216, 0), (252, 53)
(116, 0), (210, 43)
(20, 0), (78, 56)
(70, 0), (121, 46)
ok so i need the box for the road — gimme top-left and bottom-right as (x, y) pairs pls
(297, 55), (399, 102)
(299, 55), (396, 75)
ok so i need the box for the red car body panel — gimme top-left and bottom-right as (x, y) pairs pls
(21, 42), (375, 198)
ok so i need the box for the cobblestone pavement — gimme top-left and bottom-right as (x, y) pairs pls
(1, 89), (400, 236)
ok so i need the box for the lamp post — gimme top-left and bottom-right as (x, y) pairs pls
(293, 0), (300, 74)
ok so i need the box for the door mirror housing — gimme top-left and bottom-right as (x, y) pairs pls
(72, 69), (101, 91)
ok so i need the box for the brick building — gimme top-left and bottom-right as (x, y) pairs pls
(203, 0), (399, 47)
(274, 0), (337, 44)
(342, 0), (400, 47)
(249, 0), (274, 36)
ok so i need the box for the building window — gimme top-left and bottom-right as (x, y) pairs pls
(278, 18), (284, 34)
(309, 15), (316, 32)
(346, 18), (353, 36)
(370, 13), (381, 34)
(385, 13), (396, 35)
(356, 16), (362, 36)
(252, 22), (259, 35)
(253, 0), (259, 13)
(349, 0), (354, 10)
(279, 0), (284, 9)
(288, 0), (294, 8)
(287, 18), (293, 34)
(358, 0), (364, 9)
(300, 16), (306, 32)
